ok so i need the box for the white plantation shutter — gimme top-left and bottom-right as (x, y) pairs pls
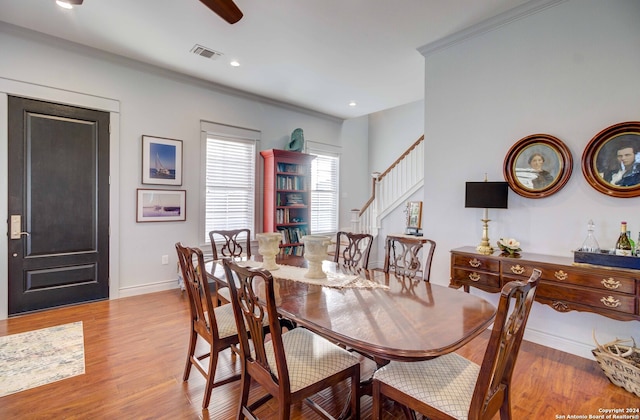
(201, 122), (259, 245)
(310, 152), (339, 234)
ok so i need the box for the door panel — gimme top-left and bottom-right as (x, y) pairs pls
(8, 96), (110, 315)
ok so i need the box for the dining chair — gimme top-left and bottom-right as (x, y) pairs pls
(209, 229), (252, 260)
(222, 258), (362, 420)
(333, 231), (373, 269)
(372, 268), (541, 420)
(209, 229), (252, 303)
(175, 242), (242, 409)
(383, 236), (436, 281)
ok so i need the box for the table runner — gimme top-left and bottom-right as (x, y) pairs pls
(239, 260), (388, 290)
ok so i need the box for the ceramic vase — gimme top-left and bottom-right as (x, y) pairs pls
(302, 235), (330, 279)
(257, 232), (282, 270)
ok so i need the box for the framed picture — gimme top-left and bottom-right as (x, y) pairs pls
(581, 121), (640, 198)
(503, 134), (573, 199)
(136, 189), (186, 222)
(141, 135), (183, 186)
(406, 201), (423, 229)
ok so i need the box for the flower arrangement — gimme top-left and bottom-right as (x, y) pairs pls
(497, 238), (522, 256)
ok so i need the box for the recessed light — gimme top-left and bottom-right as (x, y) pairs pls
(230, 60), (240, 67)
(348, 101), (357, 107)
(56, 1), (74, 9)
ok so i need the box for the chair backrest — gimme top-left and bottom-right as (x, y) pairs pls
(333, 231), (373, 269)
(222, 259), (291, 392)
(469, 268), (541, 419)
(420, 238), (436, 281)
(176, 242), (220, 341)
(209, 229), (252, 260)
(385, 236), (436, 281)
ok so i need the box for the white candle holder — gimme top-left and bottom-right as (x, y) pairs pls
(257, 232), (282, 271)
(302, 235), (330, 279)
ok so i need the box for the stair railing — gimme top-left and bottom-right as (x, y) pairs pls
(355, 135), (424, 237)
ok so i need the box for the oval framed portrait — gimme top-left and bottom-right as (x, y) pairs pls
(503, 134), (573, 199)
(582, 121), (640, 198)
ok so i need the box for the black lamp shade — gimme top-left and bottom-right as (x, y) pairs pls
(465, 182), (509, 209)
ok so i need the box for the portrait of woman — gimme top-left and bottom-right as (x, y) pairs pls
(504, 134), (572, 199)
(514, 145), (559, 190)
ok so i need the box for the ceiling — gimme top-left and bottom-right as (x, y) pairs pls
(0, 0), (532, 119)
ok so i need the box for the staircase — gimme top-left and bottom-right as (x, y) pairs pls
(352, 135), (424, 237)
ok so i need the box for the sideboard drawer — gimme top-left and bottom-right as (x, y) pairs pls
(451, 268), (500, 290)
(452, 254), (500, 272)
(537, 282), (636, 316)
(542, 269), (636, 294)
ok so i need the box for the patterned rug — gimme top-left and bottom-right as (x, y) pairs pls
(0, 321), (85, 397)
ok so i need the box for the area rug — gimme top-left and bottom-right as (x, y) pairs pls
(0, 321), (85, 397)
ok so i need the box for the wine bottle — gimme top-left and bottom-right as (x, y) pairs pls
(615, 221), (632, 256)
(636, 232), (640, 257)
(627, 230), (636, 256)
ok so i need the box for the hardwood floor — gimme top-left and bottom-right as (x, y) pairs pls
(0, 289), (637, 419)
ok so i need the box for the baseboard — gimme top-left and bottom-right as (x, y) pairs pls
(118, 278), (181, 298)
(523, 327), (595, 360)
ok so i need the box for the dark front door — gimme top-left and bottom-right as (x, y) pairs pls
(8, 96), (110, 315)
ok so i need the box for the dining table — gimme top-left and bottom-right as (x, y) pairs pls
(206, 254), (497, 363)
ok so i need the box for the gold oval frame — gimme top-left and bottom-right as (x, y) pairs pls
(581, 121), (640, 198)
(503, 134), (573, 199)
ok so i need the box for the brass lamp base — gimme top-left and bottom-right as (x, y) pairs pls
(476, 218), (494, 255)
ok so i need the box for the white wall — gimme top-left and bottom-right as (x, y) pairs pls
(0, 23), (369, 316)
(420, 0), (640, 358)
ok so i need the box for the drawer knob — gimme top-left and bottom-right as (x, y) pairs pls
(601, 278), (620, 290)
(469, 258), (481, 268)
(554, 270), (568, 281)
(600, 296), (621, 308)
(510, 265), (525, 275)
(469, 272), (481, 282)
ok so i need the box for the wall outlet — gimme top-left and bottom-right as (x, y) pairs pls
(161, 255), (169, 265)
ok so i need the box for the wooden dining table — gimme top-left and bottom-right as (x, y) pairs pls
(206, 255), (496, 363)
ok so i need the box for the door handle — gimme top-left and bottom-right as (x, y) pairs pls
(10, 215), (30, 239)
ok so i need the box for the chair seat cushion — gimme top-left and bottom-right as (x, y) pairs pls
(211, 303), (238, 339)
(210, 302), (270, 340)
(265, 327), (359, 393)
(373, 352), (479, 420)
(217, 286), (231, 303)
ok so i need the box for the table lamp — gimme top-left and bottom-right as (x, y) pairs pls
(465, 181), (509, 255)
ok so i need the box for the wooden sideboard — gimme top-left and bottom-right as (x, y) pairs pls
(450, 246), (640, 321)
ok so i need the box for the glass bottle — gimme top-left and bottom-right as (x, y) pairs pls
(580, 219), (600, 253)
(636, 232), (640, 257)
(615, 221), (632, 256)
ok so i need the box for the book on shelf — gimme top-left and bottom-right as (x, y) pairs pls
(277, 163), (302, 174)
(285, 193), (304, 206)
(277, 175), (304, 190)
(277, 226), (308, 245)
(276, 208), (306, 224)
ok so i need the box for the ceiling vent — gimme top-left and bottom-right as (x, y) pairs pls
(190, 44), (223, 60)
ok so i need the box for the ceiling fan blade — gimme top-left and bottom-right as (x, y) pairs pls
(199, 0), (243, 24)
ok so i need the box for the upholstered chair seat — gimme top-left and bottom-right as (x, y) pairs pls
(374, 352), (479, 419)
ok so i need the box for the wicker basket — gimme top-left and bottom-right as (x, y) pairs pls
(592, 335), (640, 397)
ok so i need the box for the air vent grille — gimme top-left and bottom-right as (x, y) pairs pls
(190, 44), (223, 60)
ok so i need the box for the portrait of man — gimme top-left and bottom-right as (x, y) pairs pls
(514, 143), (560, 190)
(597, 136), (640, 187)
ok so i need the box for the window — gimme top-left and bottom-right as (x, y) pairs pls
(308, 149), (340, 234)
(201, 122), (259, 245)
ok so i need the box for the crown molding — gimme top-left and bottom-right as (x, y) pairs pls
(418, 0), (567, 57)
